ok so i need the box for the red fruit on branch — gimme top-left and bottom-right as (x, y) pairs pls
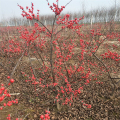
(10, 79), (14, 83)
(40, 115), (44, 119)
(7, 76), (10, 79)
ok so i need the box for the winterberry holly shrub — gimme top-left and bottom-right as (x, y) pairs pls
(0, 0), (120, 119)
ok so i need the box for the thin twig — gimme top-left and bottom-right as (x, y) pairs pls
(28, 46), (39, 82)
(92, 53), (116, 93)
(35, 19), (51, 35)
(65, 0), (73, 7)
(23, 113), (30, 120)
(50, 15), (57, 83)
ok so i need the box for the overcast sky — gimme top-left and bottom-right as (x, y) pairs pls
(0, 0), (118, 21)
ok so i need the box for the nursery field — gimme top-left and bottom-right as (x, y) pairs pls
(0, 21), (120, 120)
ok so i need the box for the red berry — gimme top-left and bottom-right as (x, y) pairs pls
(40, 115), (44, 119)
(1, 86), (4, 90)
(45, 110), (50, 114)
(87, 105), (91, 108)
(47, 116), (50, 119)
(8, 83), (11, 86)
(7, 76), (10, 79)
(10, 79), (14, 83)
(0, 107), (3, 110)
(3, 103), (6, 106)
(45, 114), (49, 118)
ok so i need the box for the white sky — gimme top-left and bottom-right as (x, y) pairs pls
(0, 0), (118, 21)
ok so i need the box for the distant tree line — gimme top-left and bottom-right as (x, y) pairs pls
(0, 5), (120, 26)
